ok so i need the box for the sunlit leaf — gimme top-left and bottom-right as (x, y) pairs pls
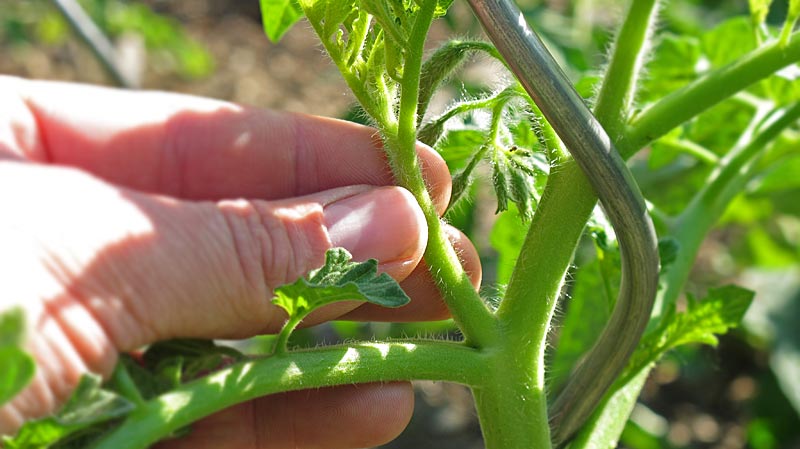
(272, 248), (410, 319)
(260, 0), (304, 43)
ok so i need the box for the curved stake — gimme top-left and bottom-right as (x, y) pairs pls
(467, 0), (660, 444)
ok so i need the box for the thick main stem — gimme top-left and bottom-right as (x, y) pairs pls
(469, 1), (660, 444)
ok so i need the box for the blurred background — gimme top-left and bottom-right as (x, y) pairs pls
(1, 1), (799, 448)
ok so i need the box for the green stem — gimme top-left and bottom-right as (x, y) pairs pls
(93, 341), (483, 449)
(469, 1), (660, 444)
(272, 315), (303, 355)
(659, 102), (800, 312)
(625, 31), (800, 156)
(472, 351), (553, 449)
(389, 0), (499, 348)
(657, 139), (720, 165)
(593, 0), (661, 140)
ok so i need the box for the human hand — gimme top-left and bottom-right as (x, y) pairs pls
(0, 76), (480, 448)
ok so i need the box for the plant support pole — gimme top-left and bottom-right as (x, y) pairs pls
(466, 0), (660, 443)
(51, 0), (139, 88)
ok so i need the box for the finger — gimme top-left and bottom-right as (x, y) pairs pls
(341, 226), (482, 322)
(152, 383), (413, 449)
(2, 162), (426, 367)
(7, 77), (452, 214)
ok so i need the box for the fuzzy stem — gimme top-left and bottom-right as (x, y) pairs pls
(389, 0), (499, 348)
(593, 0), (661, 141)
(93, 341), (483, 449)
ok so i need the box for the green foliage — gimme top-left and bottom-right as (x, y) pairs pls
(259, 0), (304, 42)
(569, 286), (754, 449)
(0, 309), (35, 407)
(272, 248), (410, 352)
(273, 247), (410, 317)
(2, 375), (134, 449)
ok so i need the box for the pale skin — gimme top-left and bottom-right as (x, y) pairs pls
(0, 76), (481, 448)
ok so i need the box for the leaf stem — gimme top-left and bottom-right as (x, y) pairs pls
(93, 341), (484, 449)
(389, 0), (499, 348)
(271, 315), (303, 355)
(625, 32), (800, 156)
(593, 0), (661, 141)
(659, 101), (800, 312)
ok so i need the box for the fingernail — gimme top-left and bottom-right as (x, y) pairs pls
(324, 187), (427, 264)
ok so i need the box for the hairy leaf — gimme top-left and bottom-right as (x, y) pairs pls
(272, 248), (410, 319)
(260, 0), (304, 43)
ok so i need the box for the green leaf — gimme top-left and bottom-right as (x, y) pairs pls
(418, 40), (497, 122)
(640, 34), (702, 104)
(489, 205), (528, 286)
(0, 308), (25, 347)
(3, 375), (134, 449)
(569, 286), (754, 449)
(0, 348), (35, 407)
(259, 0), (304, 43)
(701, 17), (757, 69)
(272, 248), (410, 319)
(549, 228), (621, 391)
(434, 129), (485, 172)
(142, 339), (244, 386)
(0, 309), (35, 406)
(627, 285), (754, 381)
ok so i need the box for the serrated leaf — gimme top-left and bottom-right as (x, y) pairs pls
(492, 155), (510, 214)
(3, 375), (134, 449)
(259, 0), (304, 43)
(434, 129), (485, 172)
(627, 285), (754, 379)
(569, 286), (754, 449)
(418, 40), (495, 122)
(272, 248), (410, 319)
(640, 34), (701, 103)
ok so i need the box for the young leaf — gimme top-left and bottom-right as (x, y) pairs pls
(2, 375), (134, 449)
(0, 309), (35, 407)
(273, 248), (410, 316)
(271, 248), (410, 352)
(259, 0), (304, 43)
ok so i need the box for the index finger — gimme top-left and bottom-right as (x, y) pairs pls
(7, 77), (452, 212)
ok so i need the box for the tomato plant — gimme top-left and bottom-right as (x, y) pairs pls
(3, 0), (800, 447)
